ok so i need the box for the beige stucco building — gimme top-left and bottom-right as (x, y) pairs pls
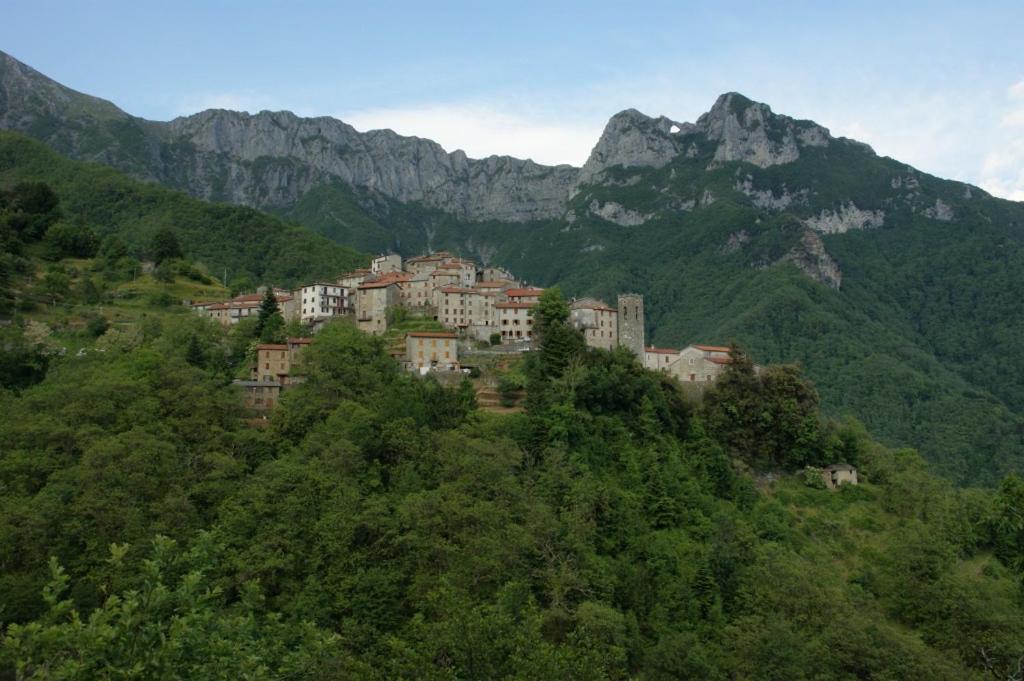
(406, 331), (459, 370)
(295, 283), (348, 323)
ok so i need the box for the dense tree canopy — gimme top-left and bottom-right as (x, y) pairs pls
(1, 291), (1023, 679)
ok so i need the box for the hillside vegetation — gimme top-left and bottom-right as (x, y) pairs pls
(0, 131), (367, 290)
(1, 293), (1023, 679)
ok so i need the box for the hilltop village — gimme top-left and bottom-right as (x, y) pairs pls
(191, 251), (737, 409)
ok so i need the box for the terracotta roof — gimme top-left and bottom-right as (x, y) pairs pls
(358, 281), (398, 290)
(407, 331), (457, 339)
(372, 271), (412, 283)
(206, 303), (229, 310)
(505, 287), (544, 297)
(299, 282), (343, 290)
(708, 356), (733, 365)
(256, 344), (289, 350)
(693, 344), (731, 353)
(496, 302), (536, 309)
(646, 346), (680, 355)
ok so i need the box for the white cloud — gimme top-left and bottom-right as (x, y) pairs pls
(341, 103), (603, 166)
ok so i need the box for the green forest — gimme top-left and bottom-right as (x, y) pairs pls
(1, 289), (1023, 679)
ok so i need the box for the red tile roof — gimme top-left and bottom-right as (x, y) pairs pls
(646, 346), (680, 355)
(708, 356), (733, 365)
(358, 281), (398, 290)
(693, 344), (731, 353)
(407, 331), (457, 339)
(496, 302), (536, 309)
(505, 287), (544, 297)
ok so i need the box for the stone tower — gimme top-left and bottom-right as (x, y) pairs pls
(617, 294), (645, 360)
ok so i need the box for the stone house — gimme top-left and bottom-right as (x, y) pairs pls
(667, 345), (732, 383)
(505, 287), (544, 304)
(238, 380), (280, 411)
(405, 271), (435, 310)
(479, 266), (516, 284)
(644, 346), (681, 371)
(570, 298), (619, 350)
(438, 258), (478, 287)
(406, 251), (454, 276)
(241, 337), (311, 410)
(497, 301), (536, 341)
(192, 290), (296, 327)
(822, 464), (858, 489)
(406, 331), (459, 370)
(337, 268), (371, 290)
(356, 280), (398, 334)
(371, 253), (403, 274)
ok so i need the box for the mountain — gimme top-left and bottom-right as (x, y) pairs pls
(0, 131), (367, 288)
(2, 49), (1024, 484)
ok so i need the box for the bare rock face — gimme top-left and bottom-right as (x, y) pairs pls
(735, 174), (806, 210)
(923, 198), (954, 221)
(779, 229), (843, 289)
(586, 199), (652, 226)
(575, 109), (693, 188)
(805, 202), (885, 234)
(698, 93), (831, 168)
(165, 109), (578, 222)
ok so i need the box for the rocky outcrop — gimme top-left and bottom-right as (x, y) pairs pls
(805, 202), (885, 234)
(923, 198), (954, 221)
(587, 200), (652, 226)
(779, 230), (843, 289)
(735, 174), (806, 210)
(574, 109), (693, 188)
(698, 93), (831, 169)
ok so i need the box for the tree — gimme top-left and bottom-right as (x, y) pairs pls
(185, 333), (205, 368)
(43, 221), (99, 259)
(150, 228), (183, 264)
(530, 287), (585, 381)
(256, 287), (283, 342)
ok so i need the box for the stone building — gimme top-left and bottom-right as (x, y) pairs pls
(644, 346), (681, 371)
(505, 287), (545, 304)
(240, 337), (312, 411)
(497, 301), (536, 341)
(822, 464), (858, 489)
(667, 345), (732, 383)
(371, 253), (403, 274)
(617, 294), (645, 360)
(192, 290), (296, 327)
(406, 331), (459, 370)
(356, 280), (398, 334)
(570, 298), (619, 350)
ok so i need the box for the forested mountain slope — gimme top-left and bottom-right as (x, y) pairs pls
(1, 299), (1023, 679)
(0, 132), (366, 288)
(2, 49), (1024, 484)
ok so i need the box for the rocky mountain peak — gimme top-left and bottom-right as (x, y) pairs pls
(575, 108), (694, 188)
(696, 92), (832, 168)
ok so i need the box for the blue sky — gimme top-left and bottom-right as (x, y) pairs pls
(3, 1), (1023, 199)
